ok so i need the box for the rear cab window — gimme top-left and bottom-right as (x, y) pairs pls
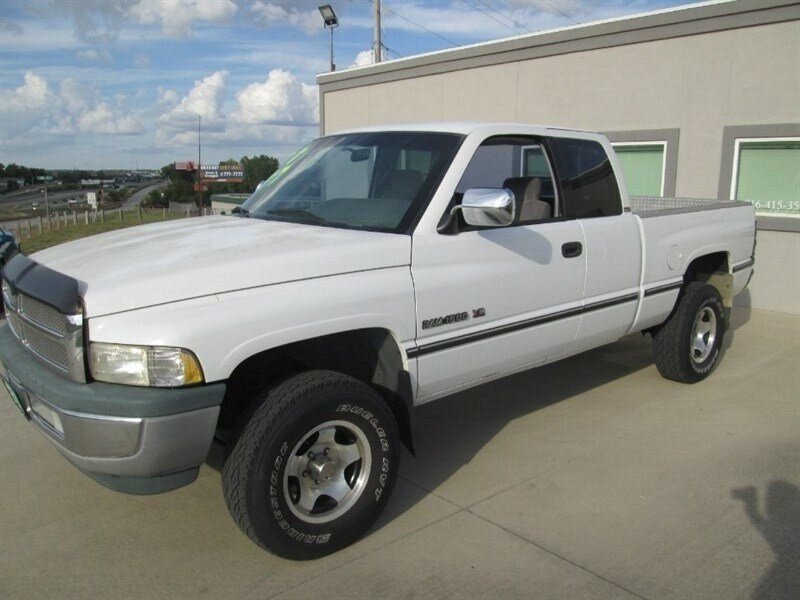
(548, 138), (623, 218)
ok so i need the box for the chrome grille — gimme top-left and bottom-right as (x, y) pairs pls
(18, 295), (67, 336)
(2, 285), (85, 382)
(6, 309), (22, 339)
(19, 325), (70, 367)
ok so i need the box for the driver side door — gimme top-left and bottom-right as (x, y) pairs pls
(411, 137), (586, 401)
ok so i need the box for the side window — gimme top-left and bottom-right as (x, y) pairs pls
(522, 145), (550, 178)
(456, 144), (517, 193)
(454, 137), (559, 226)
(549, 138), (622, 218)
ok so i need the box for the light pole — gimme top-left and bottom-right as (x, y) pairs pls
(318, 5), (339, 72)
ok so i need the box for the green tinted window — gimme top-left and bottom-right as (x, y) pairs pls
(613, 144), (664, 197)
(735, 140), (800, 216)
(523, 146), (550, 178)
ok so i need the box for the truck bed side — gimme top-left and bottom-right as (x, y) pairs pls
(630, 198), (756, 332)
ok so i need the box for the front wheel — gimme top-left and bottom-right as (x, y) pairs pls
(222, 370), (400, 560)
(652, 281), (727, 383)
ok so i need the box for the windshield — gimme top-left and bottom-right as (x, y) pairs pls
(241, 132), (463, 233)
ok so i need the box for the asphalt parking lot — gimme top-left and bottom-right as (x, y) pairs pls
(1, 308), (798, 600)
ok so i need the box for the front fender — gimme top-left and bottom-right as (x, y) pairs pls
(87, 267), (418, 383)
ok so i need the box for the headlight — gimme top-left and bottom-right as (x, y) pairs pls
(89, 343), (204, 387)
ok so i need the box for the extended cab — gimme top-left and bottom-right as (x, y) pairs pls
(0, 123), (755, 559)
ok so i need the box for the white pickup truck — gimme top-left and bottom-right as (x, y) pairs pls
(0, 123), (755, 559)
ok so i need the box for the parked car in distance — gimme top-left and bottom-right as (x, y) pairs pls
(0, 123), (756, 560)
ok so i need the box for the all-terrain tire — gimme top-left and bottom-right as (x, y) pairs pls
(653, 282), (726, 383)
(222, 370), (400, 560)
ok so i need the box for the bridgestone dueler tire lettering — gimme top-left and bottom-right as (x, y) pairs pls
(221, 370), (400, 560)
(653, 282), (726, 383)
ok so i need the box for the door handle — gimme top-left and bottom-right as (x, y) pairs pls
(562, 242), (583, 258)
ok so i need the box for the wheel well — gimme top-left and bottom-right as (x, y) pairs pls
(683, 252), (733, 307)
(218, 328), (415, 454)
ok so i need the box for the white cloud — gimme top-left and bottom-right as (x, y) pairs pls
(158, 88), (180, 108)
(5, 72), (55, 111)
(77, 102), (143, 134)
(128, 0), (238, 37)
(351, 49), (375, 68)
(77, 48), (113, 63)
(178, 70), (228, 119)
(250, 1), (321, 36)
(59, 78), (98, 115)
(154, 68), (318, 148)
(157, 71), (229, 145)
(0, 71), (143, 142)
(232, 69), (318, 126)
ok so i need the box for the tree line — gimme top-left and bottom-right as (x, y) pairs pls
(1, 164), (130, 189)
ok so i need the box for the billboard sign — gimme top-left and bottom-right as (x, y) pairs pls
(201, 164), (244, 183)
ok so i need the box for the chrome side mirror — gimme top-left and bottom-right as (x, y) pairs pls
(454, 188), (515, 227)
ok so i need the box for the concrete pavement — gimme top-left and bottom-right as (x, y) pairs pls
(1, 308), (797, 599)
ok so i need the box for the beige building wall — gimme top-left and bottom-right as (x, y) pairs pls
(319, 2), (800, 314)
(323, 22), (799, 198)
(740, 230), (800, 315)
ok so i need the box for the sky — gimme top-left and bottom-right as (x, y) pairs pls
(0, 0), (694, 170)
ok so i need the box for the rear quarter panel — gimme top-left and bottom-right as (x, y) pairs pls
(632, 204), (755, 331)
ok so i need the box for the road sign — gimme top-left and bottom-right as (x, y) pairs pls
(175, 161), (196, 171)
(36, 175), (53, 182)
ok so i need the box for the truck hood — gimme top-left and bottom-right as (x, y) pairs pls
(31, 216), (411, 317)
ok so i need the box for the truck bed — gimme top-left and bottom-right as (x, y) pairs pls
(629, 196), (752, 218)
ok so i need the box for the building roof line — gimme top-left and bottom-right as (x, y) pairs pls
(317, 0), (799, 89)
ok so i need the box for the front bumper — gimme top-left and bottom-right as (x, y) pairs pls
(0, 323), (225, 494)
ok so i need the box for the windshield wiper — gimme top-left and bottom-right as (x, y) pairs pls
(264, 208), (328, 224)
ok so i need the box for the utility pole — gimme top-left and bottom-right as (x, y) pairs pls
(197, 114), (203, 217)
(374, 0), (382, 63)
(44, 183), (50, 222)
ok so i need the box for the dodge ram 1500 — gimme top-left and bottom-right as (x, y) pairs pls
(0, 123), (756, 559)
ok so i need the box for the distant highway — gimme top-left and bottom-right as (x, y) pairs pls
(124, 180), (168, 209)
(0, 188), (87, 211)
(0, 179), (167, 231)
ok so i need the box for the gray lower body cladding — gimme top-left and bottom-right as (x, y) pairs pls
(0, 324), (225, 494)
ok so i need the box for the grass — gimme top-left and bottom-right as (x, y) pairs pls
(0, 208), (34, 220)
(20, 210), (182, 255)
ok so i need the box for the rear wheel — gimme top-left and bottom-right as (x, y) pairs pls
(222, 370), (399, 559)
(653, 282), (726, 383)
